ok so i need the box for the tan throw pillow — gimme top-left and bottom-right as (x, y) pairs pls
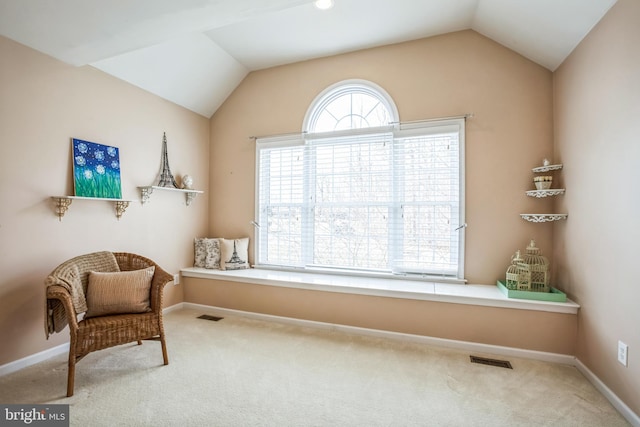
(220, 238), (250, 270)
(85, 267), (155, 318)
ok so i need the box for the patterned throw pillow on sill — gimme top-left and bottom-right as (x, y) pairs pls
(194, 237), (221, 269)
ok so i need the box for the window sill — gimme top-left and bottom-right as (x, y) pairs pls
(180, 267), (579, 315)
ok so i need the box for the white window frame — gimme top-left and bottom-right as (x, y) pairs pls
(303, 79), (400, 132)
(255, 80), (465, 282)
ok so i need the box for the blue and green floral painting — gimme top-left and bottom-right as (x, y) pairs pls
(72, 138), (122, 199)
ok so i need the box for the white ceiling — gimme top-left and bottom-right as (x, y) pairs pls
(0, 0), (617, 118)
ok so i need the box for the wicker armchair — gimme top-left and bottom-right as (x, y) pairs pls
(45, 252), (173, 397)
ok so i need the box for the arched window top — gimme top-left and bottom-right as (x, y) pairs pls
(303, 80), (399, 133)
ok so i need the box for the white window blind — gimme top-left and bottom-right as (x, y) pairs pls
(256, 120), (464, 279)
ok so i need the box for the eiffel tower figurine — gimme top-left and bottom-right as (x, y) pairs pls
(157, 132), (178, 188)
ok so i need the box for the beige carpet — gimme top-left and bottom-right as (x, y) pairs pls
(0, 308), (630, 426)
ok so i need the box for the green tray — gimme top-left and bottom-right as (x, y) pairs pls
(497, 280), (567, 302)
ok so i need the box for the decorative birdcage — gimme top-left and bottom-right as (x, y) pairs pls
(516, 262), (532, 291)
(504, 240), (551, 292)
(521, 239), (550, 292)
(505, 250), (524, 290)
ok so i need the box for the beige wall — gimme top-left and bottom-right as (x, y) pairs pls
(208, 31), (556, 353)
(0, 36), (210, 366)
(210, 30), (555, 284)
(204, 31), (569, 359)
(185, 277), (577, 355)
(553, 0), (640, 415)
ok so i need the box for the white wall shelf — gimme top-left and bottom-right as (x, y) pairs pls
(520, 214), (568, 223)
(526, 189), (566, 198)
(532, 164), (563, 173)
(51, 196), (132, 221)
(138, 186), (203, 206)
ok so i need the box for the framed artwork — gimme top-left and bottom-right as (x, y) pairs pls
(72, 138), (122, 199)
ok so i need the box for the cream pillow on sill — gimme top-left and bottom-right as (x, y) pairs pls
(219, 238), (250, 270)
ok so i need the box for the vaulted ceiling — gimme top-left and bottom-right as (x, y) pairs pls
(0, 0), (617, 118)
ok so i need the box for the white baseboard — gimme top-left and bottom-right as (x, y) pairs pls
(183, 303), (575, 364)
(163, 302), (186, 314)
(184, 302), (640, 425)
(0, 342), (69, 377)
(574, 358), (640, 427)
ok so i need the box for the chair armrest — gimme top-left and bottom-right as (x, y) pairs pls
(150, 265), (173, 312)
(47, 284), (79, 332)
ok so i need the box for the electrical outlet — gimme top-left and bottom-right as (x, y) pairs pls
(173, 273), (180, 286)
(618, 341), (628, 367)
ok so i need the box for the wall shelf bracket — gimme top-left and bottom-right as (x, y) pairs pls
(51, 196), (133, 220)
(53, 197), (73, 221)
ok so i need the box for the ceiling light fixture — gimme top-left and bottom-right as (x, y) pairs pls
(314, 0), (334, 10)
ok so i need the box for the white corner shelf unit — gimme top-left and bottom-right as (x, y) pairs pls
(52, 196), (133, 221)
(138, 186), (203, 206)
(521, 162), (568, 223)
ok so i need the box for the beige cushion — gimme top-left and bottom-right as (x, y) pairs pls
(85, 267), (155, 318)
(220, 238), (250, 270)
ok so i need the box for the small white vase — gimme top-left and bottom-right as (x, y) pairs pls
(181, 174), (194, 189)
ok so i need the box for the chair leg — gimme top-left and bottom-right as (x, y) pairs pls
(67, 355), (76, 397)
(137, 340), (142, 345)
(160, 335), (169, 365)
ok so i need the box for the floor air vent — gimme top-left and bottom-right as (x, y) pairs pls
(470, 356), (513, 369)
(198, 314), (224, 322)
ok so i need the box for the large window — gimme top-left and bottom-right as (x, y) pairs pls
(256, 81), (465, 279)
